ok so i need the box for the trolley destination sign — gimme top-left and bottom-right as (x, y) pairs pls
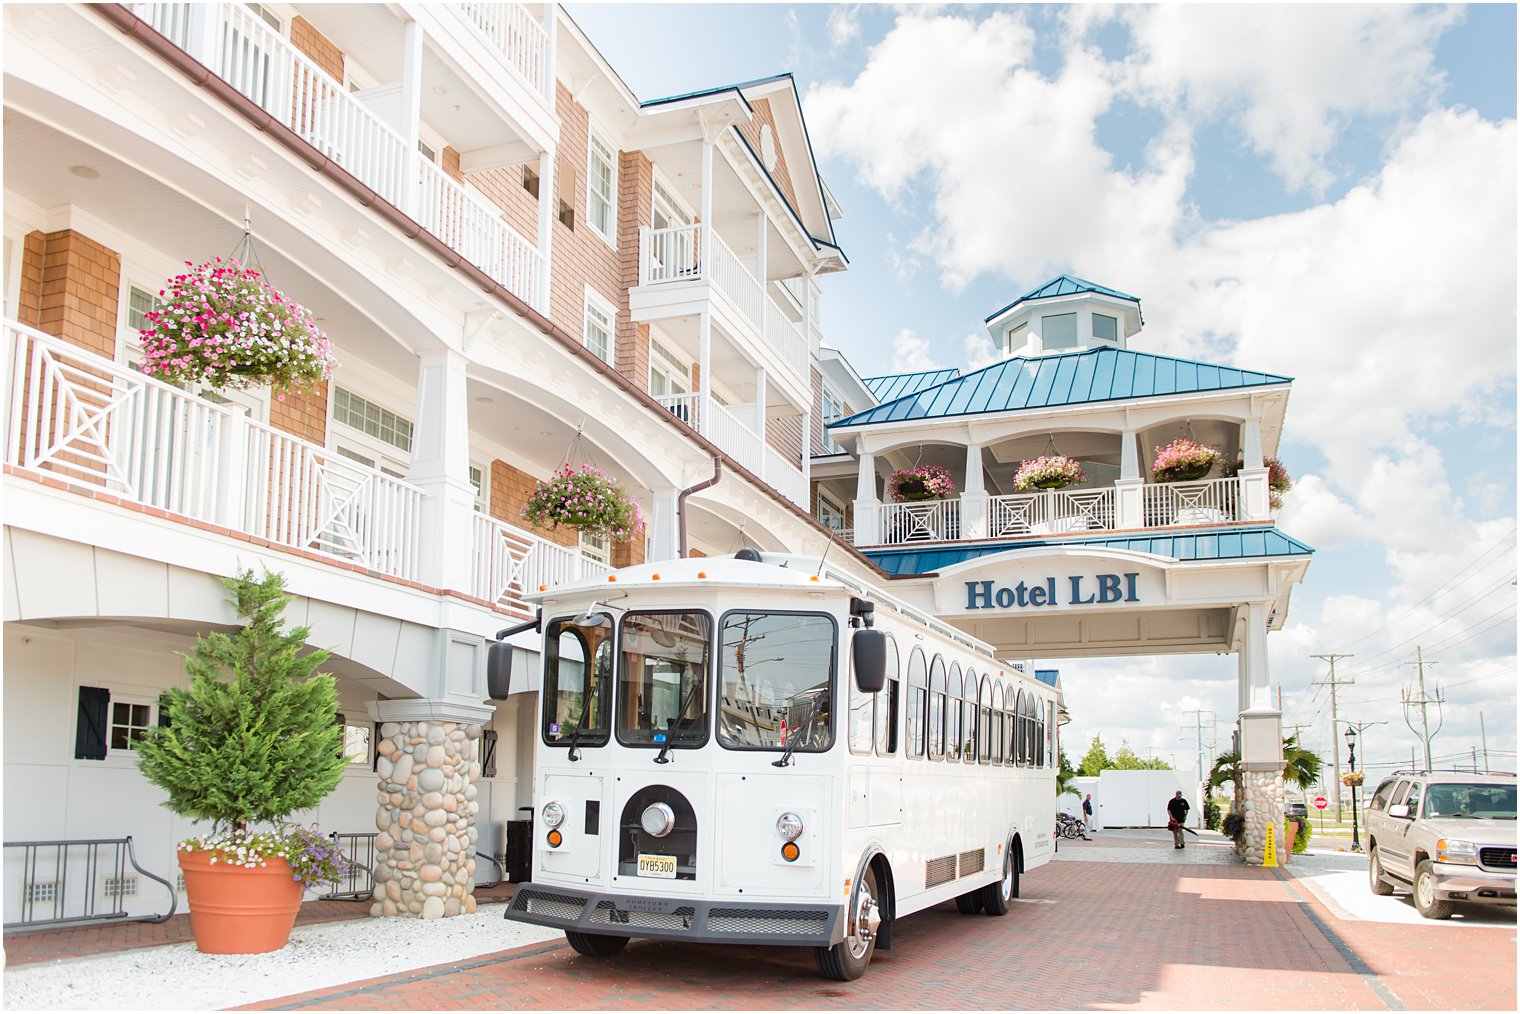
(964, 572), (1142, 610)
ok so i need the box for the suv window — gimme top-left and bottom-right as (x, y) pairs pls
(1425, 781), (1518, 819)
(1390, 780), (1412, 805)
(1404, 783), (1424, 816)
(1370, 779), (1399, 812)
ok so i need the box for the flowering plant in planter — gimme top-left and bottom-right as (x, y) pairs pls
(521, 464), (645, 541)
(1341, 771), (1365, 787)
(1221, 454), (1294, 510)
(179, 824), (352, 888)
(887, 464), (955, 502)
(1013, 455), (1085, 492)
(1151, 438), (1221, 483)
(139, 258), (336, 393)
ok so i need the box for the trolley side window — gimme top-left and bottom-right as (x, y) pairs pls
(905, 648), (928, 759)
(962, 669), (978, 763)
(874, 635), (900, 757)
(616, 611), (712, 749)
(928, 654), (946, 761)
(847, 630), (874, 755)
(716, 611), (837, 752)
(946, 662), (963, 762)
(542, 613), (614, 748)
(978, 675), (992, 765)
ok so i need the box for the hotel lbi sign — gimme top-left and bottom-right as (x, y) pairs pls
(965, 573), (1141, 610)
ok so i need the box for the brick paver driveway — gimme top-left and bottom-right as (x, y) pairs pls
(243, 835), (1517, 1011)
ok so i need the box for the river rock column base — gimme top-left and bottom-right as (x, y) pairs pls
(1237, 768), (1285, 866)
(369, 719), (483, 919)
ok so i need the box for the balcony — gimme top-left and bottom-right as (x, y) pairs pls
(651, 393), (808, 508)
(3, 320), (599, 615)
(858, 478), (1251, 547)
(124, 2), (544, 310)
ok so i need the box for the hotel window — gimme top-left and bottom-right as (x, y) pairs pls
(1004, 321), (1027, 354)
(1092, 313), (1118, 342)
(819, 382), (846, 454)
(586, 125), (616, 244)
(127, 285), (164, 332)
(109, 698), (155, 752)
(469, 464), (486, 511)
(245, 2), (282, 31)
(556, 155), (577, 229)
(581, 530), (610, 566)
(582, 287), (616, 365)
(1040, 313), (1078, 350)
(333, 387), (413, 454)
(818, 490), (847, 533)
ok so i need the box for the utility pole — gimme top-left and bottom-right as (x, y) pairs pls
(1182, 709), (1212, 785)
(1401, 646), (1443, 770)
(1480, 712), (1490, 773)
(1312, 653), (1355, 820)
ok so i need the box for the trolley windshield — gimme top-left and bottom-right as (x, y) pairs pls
(542, 613), (614, 748)
(716, 611), (836, 752)
(617, 611), (712, 748)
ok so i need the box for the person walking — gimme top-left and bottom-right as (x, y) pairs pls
(1082, 793), (1095, 834)
(1166, 791), (1191, 849)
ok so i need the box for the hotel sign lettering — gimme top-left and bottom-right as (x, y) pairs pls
(965, 573), (1141, 610)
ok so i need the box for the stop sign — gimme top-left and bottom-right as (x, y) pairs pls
(1314, 796), (1328, 810)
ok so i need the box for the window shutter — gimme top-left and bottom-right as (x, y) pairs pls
(75, 686), (110, 760)
(481, 729), (498, 778)
(373, 722), (383, 773)
(157, 691), (174, 728)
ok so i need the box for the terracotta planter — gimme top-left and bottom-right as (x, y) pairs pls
(178, 849), (304, 954)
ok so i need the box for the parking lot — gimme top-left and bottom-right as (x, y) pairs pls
(5, 829), (1513, 1011)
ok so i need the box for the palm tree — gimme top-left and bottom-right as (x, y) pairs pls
(1209, 735), (1323, 791)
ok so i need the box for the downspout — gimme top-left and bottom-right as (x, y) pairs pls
(677, 458), (722, 558)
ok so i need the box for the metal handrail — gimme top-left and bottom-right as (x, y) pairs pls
(3, 836), (177, 932)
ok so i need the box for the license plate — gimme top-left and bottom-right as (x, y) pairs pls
(636, 853), (677, 879)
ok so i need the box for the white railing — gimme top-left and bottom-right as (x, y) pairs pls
(640, 224), (702, 285)
(705, 231), (765, 332)
(763, 445), (807, 507)
(706, 401), (764, 476)
(4, 320), (424, 581)
(471, 511), (611, 615)
(764, 298), (809, 379)
(653, 392), (700, 429)
(454, 3), (551, 101)
(1142, 478), (1243, 528)
(125, 3), (542, 309)
(989, 488), (1117, 537)
(878, 499), (962, 545)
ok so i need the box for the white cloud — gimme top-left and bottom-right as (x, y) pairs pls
(1109, 5), (1462, 193)
(964, 331), (1000, 370)
(1277, 474), (1365, 550)
(826, 5), (861, 50)
(889, 329), (940, 372)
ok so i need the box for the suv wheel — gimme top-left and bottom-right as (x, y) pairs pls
(1368, 846), (1394, 897)
(1413, 860), (1454, 920)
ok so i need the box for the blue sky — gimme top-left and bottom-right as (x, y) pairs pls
(569, 4), (1517, 780)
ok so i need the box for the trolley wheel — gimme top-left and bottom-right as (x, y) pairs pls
(1367, 846), (1394, 897)
(1413, 860), (1453, 920)
(980, 843), (1017, 916)
(954, 891), (985, 914)
(815, 866), (882, 981)
(565, 930), (630, 957)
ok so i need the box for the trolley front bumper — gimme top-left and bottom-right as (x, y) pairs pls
(505, 882), (846, 947)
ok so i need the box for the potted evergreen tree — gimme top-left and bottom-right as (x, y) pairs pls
(135, 569), (351, 954)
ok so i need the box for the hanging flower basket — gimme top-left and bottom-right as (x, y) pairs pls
(1341, 771), (1364, 787)
(887, 464), (955, 503)
(1221, 454), (1294, 510)
(1013, 455), (1085, 492)
(1151, 438), (1221, 483)
(139, 258), (336, 394)
(521, 464), (645, 541)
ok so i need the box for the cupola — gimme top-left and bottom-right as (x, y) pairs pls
(983, 275), (1144, 357)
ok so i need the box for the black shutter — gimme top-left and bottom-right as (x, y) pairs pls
(75, 686), (110, 760)
(373, 722), (383, 772)
(481, 729), (498, 778)
(157, 691), (174, 728)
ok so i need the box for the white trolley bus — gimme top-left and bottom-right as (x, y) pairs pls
(496, 550), (1058, 979)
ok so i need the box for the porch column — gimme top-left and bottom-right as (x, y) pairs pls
(647, 486), (680, 562)
(368, 698), (495, 918)
(214, 404), (250, 529)
(408, 348), (476, 594)
(852, 449), (880, 545)
(754, 366), (767, 468)
(535, 148), (555, 315)
(1114, 429), (1144, 529)
(698, 311), (712, 440)
(540, 4), (557, 103)
(397, 19), (425, 217)
(960, 441), (987, 540)
(755, 213), (768, 307)
(1236, 601), (1284, 866)
(1239, 416), (1270, 521)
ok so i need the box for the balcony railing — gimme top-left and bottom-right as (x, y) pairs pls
(764, 445), (807, 508)
(880, 499), (962, 544)
(471, 511), (611, 615)
(764, 298), (810, 380)
(1142, 477), (1244, 527)
(125, 3), (542, 310)
(454, 3), (551, 101)
(707, 401), (764, 477)
(989, 488), (1117, 538)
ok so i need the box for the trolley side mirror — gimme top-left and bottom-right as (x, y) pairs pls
(852, 629), (887, 694)
(486, 641), (514, 701)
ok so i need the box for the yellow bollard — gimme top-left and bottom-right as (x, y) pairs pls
(1262, 821), (1278, 868)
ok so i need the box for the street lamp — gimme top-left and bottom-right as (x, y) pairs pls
(1344, 725), (1361, 853)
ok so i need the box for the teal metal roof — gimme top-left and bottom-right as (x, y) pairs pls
(865, 526), (1314, 576)
(1034, 669), (1060, 688)
(985, 275), (1141, 323)
(830, 347), (1292, 429)
(863, 368), (961, 404)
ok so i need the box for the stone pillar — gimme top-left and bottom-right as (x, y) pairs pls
(1235, 600), (1284, 866)
(368, 700), (495, 918)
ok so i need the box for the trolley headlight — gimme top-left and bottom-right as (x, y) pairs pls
(541, 801), (566, 829)
(640, 802), (676, 838)
(776, 811), (805, 841)
(1436, 838), (1478, 865)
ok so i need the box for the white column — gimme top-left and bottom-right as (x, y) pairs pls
(1239, 601), (1274, 712)
(698, 311), (712, 440)
(852, 449), (880, 546)
(754, 366), (767, 457)
(647, 486), (680, 562)
(755, 213), (768, 296)
(1114, 429), (1144, 529)
(214, 403), (250, 529)
(960, 441), (987, 540)
(407, 348), (477, 593)
(535, 148), (555, 314)
(1239, 416), (1270, 521)
(398, 19), (425, 217)
(541, 4), (557, 104)
(1237, 599), (1285, 867)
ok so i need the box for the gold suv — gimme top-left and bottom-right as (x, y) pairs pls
(1365, 770), (1516, 919)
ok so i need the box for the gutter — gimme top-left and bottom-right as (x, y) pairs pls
(676, 457), (721, 558)
(90, 4), (897, 577)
